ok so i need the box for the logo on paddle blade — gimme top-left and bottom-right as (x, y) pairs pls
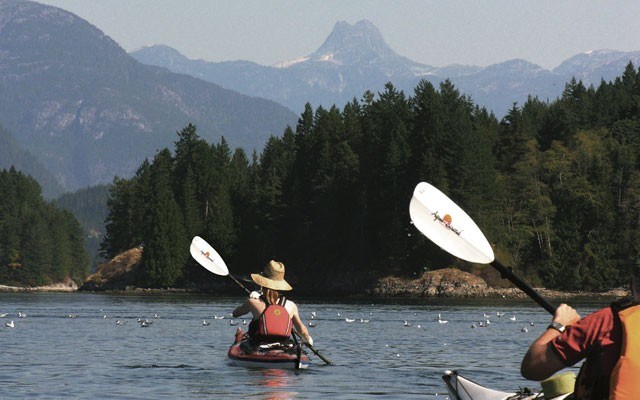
(432, 211), (463, 235)
(200, 250), (214, 262)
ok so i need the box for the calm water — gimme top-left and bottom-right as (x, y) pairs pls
(0, 292), (606, 399)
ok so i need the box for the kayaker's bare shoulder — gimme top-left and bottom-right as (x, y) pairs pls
(233, 297), (264, 318)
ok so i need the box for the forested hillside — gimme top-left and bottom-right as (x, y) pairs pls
(0, 124), (64, 199)
(101, 64), (640, 292)
(56, 184), (111, 269)
(0, 168), (89, 286)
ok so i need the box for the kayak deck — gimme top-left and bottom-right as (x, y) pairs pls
(442, 370), (572, 400)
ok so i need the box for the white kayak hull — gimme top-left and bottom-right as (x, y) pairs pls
(442, 370), (572, 400)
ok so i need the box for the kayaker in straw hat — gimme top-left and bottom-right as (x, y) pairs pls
(232, 260), (313, 346)
(521, 265), (640, 399)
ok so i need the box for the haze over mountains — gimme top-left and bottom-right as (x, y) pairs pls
(0, 0), (297, 194)
(132, 20), (640, 117)
(2, 1), (640, 197)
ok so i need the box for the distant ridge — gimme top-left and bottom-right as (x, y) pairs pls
(0, 0), (297, 191)
(131, 20), (640, 117)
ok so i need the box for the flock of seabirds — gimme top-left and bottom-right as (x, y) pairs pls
(0, 308), (535, 332)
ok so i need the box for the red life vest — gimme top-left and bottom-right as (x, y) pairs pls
(609, 302), (640, 400)
(256, 297), (292, 341)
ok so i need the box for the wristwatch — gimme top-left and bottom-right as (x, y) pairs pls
(547, 321), (566, 333)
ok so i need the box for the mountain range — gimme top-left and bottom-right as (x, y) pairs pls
(0, 0), (297, 194)
(131, 20), (640, 117)
(2, 2), (640, 196)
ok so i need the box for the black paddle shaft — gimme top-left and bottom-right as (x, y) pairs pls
(490, 259), (556, 315)
(228, 274), (252, 295)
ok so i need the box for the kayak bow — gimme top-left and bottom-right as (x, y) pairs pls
(442, 370), (573, 400)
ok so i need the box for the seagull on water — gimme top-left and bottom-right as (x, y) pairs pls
(496, 312), (505, 317)
(138, 318), (153, 327)
(308, 322), (317, 327)
(437, 314), (448, 324)
(0, 313), (7, 318)
(116, 320), (125, 326)
(5, 320), (15, 328)
(521, 326), (529, 333)
(345, 318), (355, 323)
(310, 312), (316, 319)
(18, 312), (26, 318)
(229, 320), (238, 326)
(202, 320), (210, 326)
(213, 315), (224, 320)
(509, 316), (517, 321)
(404, 320), (411, 327)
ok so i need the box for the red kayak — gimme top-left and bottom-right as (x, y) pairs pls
(227, 328), (310, 370)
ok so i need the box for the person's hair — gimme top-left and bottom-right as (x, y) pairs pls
(263, 288), (280, 305)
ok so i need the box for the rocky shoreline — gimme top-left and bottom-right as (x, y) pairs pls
(0, 278), (78, 293)
(1, 249), (630, 299)
(1, 266), (629, 300)
(372, 268), (630, 300)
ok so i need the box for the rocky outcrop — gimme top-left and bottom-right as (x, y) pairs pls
(373, 267), (630, 299)
(80, 247), (142, 291)
(374, 268), (489, 297)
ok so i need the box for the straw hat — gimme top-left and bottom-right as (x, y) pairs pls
(251, 260), (292, 291)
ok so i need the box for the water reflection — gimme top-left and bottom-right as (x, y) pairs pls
(248, 369), (299, 400)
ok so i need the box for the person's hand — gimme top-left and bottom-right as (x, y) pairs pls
(553, 303), (580, 326)
(249, 291), (261, 299)
(304, 335), (314, 346)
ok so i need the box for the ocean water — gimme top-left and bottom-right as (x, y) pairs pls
(0, 292), (603, 399)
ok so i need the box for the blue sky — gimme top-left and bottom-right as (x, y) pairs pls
(37, 0), (640, 70)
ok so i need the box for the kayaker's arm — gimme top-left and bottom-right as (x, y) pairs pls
(290, 303), (312, 344)
(233, 298), (262, 318)
(521, 303), (580, 381)
(520, 328), (566, 380)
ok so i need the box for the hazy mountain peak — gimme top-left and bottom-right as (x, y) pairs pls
(553, 48), (640, 78)
(487, 59), (546, 72)
(131, 44), (191, 67)
(311, 19), (397, 65)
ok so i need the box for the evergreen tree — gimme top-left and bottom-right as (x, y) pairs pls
(139, 149), (187, 287)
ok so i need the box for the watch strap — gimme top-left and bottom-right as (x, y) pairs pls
(547, 321), (566, 333)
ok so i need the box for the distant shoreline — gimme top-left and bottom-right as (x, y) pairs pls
(0, 283), (629, 301)
(0, 283), (78, 293)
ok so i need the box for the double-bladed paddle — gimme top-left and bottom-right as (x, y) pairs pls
(409, 182), (556, 315)
(189, 236), (334, 365)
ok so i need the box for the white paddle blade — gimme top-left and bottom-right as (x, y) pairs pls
(190, 236), (230, 276)
(409, 182), (495, 264)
